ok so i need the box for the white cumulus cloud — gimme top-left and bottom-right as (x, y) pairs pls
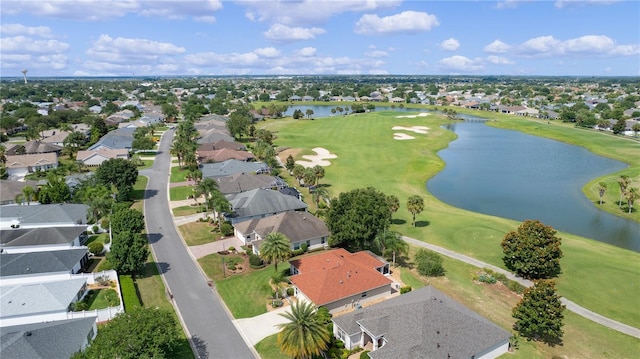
(0, 24), (53, 38)
(486, 55), (515, 65)
(354, 11), (439, 35)
(440, 38), (460, 51)
(484, 40), (512, 53)
(254, 47), (281, 58)
(438, 55), (484, 73)
(297, 47), (317, 57)
(264, 23), (326, 42)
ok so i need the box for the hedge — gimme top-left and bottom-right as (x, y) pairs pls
(119, 275), (142, 310)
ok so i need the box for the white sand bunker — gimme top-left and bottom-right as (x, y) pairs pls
(393, 133), (415, 140)
(392, 126), (429, 134)
(295, 147), (337, 168)
(395, 112), (430, 119)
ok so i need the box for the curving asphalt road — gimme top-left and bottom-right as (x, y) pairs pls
(402, 236), (640, 339)
(141, 128), (256, 359)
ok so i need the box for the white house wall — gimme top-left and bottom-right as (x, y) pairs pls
(324, 285), (391, 314)
(476, 340), (510, 359)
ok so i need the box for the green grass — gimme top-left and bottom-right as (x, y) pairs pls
(260, 110), (640, 328)
(177, 221), (219, 246)
(84, 288), (120, 310)
(399, 247), (640, 358)
(86, 233), (109, 245)
(169, 185), (194, 201)
(198, 254), (274, 318)
(170, 166), (189, 183)
(172, 205), (204, 217)
(255, 334), (287, 359)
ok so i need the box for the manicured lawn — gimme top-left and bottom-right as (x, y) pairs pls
(169, 186), (194, 201)
(84, 288), (120, 310)
(198, 253), (275, 318)
(177, 221), (219, 246)
(260, 110), (640, 328)
(86, 233), (109, 245)
(170, 166), (189, 183)
(398, 248), (640, 359)
(255, 334), (287, 359)
(172, 205), (204, 217)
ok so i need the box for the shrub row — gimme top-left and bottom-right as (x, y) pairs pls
(479, 268), (527, 294)
(119, 275), (142, 310)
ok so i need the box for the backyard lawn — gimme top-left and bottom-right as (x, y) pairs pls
(259, 110), (640, 328)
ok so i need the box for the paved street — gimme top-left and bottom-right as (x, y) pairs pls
(142, 129), (256, 359)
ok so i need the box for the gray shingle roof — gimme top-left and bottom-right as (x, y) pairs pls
(0, 248), (88, 277)
(226, 188), (307, 221)
(201, 159), (269, 178)
(332, 286), (511, 359)
(0, 226), (86, 247)
(0, 278), (86, 318)
(1, 317), (96, 359)
(0, 203), (89, 226)
(237, 211), (329, 245)
(215, 173), (286, 194)
(88, 127), (135, 150)
(0, 180), (39, 204)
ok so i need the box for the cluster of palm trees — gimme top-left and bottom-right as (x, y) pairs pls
(170, 120), (200, 181)
(192, 178), (231, 231)
(598, 175), (638, 214)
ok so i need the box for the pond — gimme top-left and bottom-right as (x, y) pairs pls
(283, 104), (426, 118)
(427, 119), (640, 252)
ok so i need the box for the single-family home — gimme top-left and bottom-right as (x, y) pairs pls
(0, 180), (39, 206)
(88, 127), (135, 152)
(4, 153), (59, 180)
(332, 286), (511, 359)
(234, 211), (330, 254)
(201, 159), (270, 179)
(197, 148), (255, 164)
(216, 173), (287, 195)
(197, 129), (235, 144)
(225, 188), (307, 224)
(0, 277), (87, 326)
(0, 317), (98, 359)
(0, 203), (89, 231)
(197, 140), (246, 152)
(76, 147), (129, 166)
(289, 248), (393, 313)
(5, 141), (63, 156)
(0, 248), (89, 285)
(0, 226), (88, 253)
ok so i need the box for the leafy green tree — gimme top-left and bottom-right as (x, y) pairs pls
(111, 207), (145, 234)
(632, 123), (640, 137)
(512, 280), (565, 346)
(161, 103), (179, 121)
(259, 232), (292, 271)
(327, 187), (391, 251)
(38, 173), (71, 204)
(108, 230), (149, 274)
(276, 301), (331, 359)
(285, 155), (295, 173)
(612, 118), (626, 135)
(132, 134), (156, 151)
(414, 248), (445, 277)
(501, 220), (563, 280)
(95, 158), (138, 201)
(21, 185), (37, 205)
(226, 108), (252, 139)
(72, 307), (180, 359)
(406, 195), (424, 227)
(597, 182), (607, 205)
(63, 131), (87, 159)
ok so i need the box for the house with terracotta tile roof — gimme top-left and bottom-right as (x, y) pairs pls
(289, 248), (392, 313)
(332, 286), (511, 359)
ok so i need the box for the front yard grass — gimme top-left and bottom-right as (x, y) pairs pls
(170, 186), (193, 201)
(255, 334), (287, 359)
(170, 166), (189, 183)
(172, 205), (204, 217)
(177, 221), (219, 246)
(198, 253), (275, 318)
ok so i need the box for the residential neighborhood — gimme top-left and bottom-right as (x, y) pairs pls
(0, 75), (639, 359)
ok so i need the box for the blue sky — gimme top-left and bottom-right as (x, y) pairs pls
(1, 0), (638, 77)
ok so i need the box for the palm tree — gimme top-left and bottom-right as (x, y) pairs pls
(373, 230), (408, 266)
(407, 195), (424, 227)
(21, 185), (36, 205)
(303, 168), (316, 190)
(276, 301), (331, 359)
(292, 164), (305, 186)
(259, 232), (292, 272)
(618, 175), (630, 208)
(625, 187), (638, 214)
(313, 165), (324, 186)
(194, 178), (218, 214)
(210, 192), (231, 231)
(387, 195), (400, 216)
(312, 186), (330, 214)
(597, 182), (607, 205)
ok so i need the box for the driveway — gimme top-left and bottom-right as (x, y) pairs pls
(190, 237), (245, 259)
(234, 306), (291, 346)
